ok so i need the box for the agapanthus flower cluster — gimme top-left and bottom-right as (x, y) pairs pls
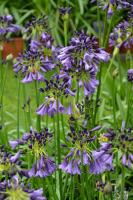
(115, 12), (133, 49)
(90, 0), (132, 18)
(59, 7), (72, 20)
(127, 69), (133, 82)
(36, 74), (76, 118)
(114, 187), (131, 200)
(30, 36), (58, 62)
(0, 176), (46, 200)
(0, 14), (20, 49)
(22, 97), (32, 112)
(59, 121), (102, 175)
(9, 126), (56, 178)
(0, 145), (29, 179)
(93, 121), (133, 170)
(24, 12), (51, 41)
(96, 179), (107, 195)
(57, 30), (109, 97)
(13, 47), (54, 84)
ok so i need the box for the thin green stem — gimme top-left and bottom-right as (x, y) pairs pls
(53, 116), (56, 193)
(100, 55), (115, 97)
(34, 81), (40, 132)
(76, 82), (79, 104)
(97, 0), (101, 47)
(81, 151), (84, 200)
(17, 72), (21, 149)
(125, 83), (131, 126)
(1, 62), (9, 132)
(64, 21), (67, 47)
(57, 99), (62, 199)
(117, 53), (122, 97)
(120, 165), (125, 200)
(102, 9), (108, 46)
(104, 17), (114, 49)
(72, 175), (75, 200)
(70, 175), (72, 200)
(63, 173), (69, 199)
(61, 98), (65, 142)
(0, 50), (2, 90)
(85, 166), (90, 199)
(5, 171), (8, 184)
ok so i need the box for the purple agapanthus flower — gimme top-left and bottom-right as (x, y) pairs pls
(59, 121), (102, 175)
(57, 30), (109, 98)
(94, 121), (133, 170)
(0, 145), (29, 179)
(9, 126), (56, 178)
(127, 69), (133, 82)
(0, 176), (46, 200)
(90, 0), (132, 18)
(36, 74), (76, 118)
(24, 12), (51, 41)
(13, 45), (55, 83)
(0, 14), (20, 49)
(59, 7), (72, 20)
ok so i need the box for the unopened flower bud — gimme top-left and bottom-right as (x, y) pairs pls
(22, 33), (28, 41)
(104, 181), (112, 195)
(113, 69), (119, 79)
(113, 46), (119, 57)
(6, 53), (14, 61)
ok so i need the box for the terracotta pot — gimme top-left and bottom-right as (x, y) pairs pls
(120, 41), (133, 53)
(2, 37), (23, 59)
(94, 38), (114, 54)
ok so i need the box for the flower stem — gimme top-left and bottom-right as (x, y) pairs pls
(53, 116), (56, 193)
(85, 166), (90, 199)
(81, 151), (84, 200)
(97, 0), (101, 47)
(64, 21), (67, 47)
(17, 72), (21, 149)
(63, 173), (69, 199)
(100, 55), (115, 97)
(72, 175), (75, 200)
(57, 99), (62, 199)
(125, 83), (131, 127)
(107, 170), (113, 200)
(120, 165), (125, 200)
(1, 62), (8, 142)
(76, 82), (79, 104)
(117, 53), (122, 97)
(61, 98), (65, 142)
(34, 81), (40, 132)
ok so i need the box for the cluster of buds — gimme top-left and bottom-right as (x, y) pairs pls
(127, 69), (133, 83)
(24, 12), (51, 41)
(9, 126), (56, 178)
(22, 97), (32, 112)
(59, 7), (72, 20)
(96, 179), (107, 195)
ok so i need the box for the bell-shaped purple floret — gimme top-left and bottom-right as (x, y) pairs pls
(9, 141), (19, 150)
(79, 79), (83, 88)
(129, 152), (133, 161)
(105, 154), (114, 171)
(21, 73), (29, 83)
(40, 155), (45, 168)
(127, 69), (133, 75)
(65, 158), (74, 174)
(48, 99), (57, 113)
(37, 160), (40, 171)
(10, 150), (22, 163)
(73, 160), (82, 175)
(100, 143), (112, 151)
(122, 121), (125, 131)
(58, 101), (67, 113)
(29, 164), (36, 177)
(35, 168), (45, 178)
(65, 102), (73, 115)
(66, 89), (75, 96)
(122, 153), (126, 166)
(91, 126), (101, 132)
(108, 7), (114, 18)
(59, 157), (68, 170)
(128, 158), (131, 169)
(36, 104), (47, 117)
(45, 160), (56, 174)
(84, 86), (91, 98)
(92, 150), (105, 160)
(83, 151), (90, 165)
(29, 188), (43, 198)
(89, 161), (95, 174)
(93, 160), (105, 174)
(22, 133), (31, 141)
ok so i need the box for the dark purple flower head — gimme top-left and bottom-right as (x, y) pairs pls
(127, 69), (133, 82)
(58, 30), (109, 97)
(96, 179), (107, 195)
(94, 121), (133, 170)
(0, 145), (28, 178)
(59, 121), (101, 174)
(0, 15), (20, 49)
(90, 0), (132, 18)
(36, 75), (76, 118)
(13, 48), (54, 83)
(0, 176), (46, 199)
(9, 126), (56, 177)
(24, 12), (51, 41)
(59, 7), (72, 20)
